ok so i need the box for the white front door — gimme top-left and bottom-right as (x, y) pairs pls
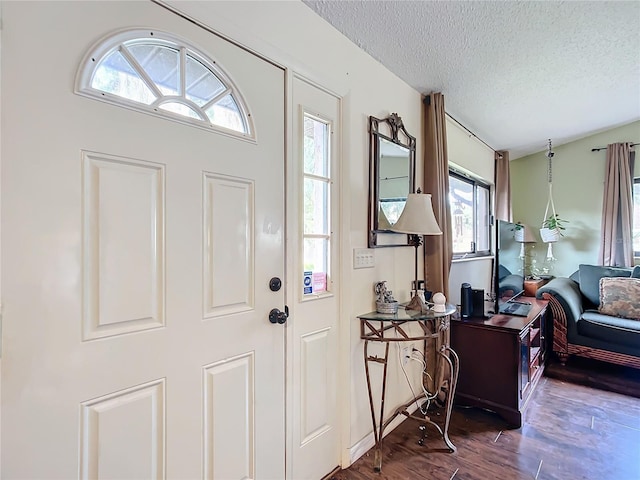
(1, 1), (285, 478)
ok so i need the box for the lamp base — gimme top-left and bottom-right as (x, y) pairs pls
(405, 293), (426, 311)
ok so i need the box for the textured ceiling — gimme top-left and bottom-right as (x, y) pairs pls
(303, 0), (640, 159)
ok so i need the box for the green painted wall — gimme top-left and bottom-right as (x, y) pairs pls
(511, 120), (640, 277)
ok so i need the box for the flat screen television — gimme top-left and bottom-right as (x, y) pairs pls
(494, 220), (531, 317)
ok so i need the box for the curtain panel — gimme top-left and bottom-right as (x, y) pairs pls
(598, 143), (635, 267)
(422, 93), (452, 299)
(495, 150), (512, 222)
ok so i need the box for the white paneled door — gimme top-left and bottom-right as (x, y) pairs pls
(289, 77), (342, 479)
(1, 1), (285, 478)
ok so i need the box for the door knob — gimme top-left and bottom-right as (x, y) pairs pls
(269, 305), (289, 324)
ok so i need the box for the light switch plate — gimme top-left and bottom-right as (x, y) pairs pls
(353, 248), (375, 269)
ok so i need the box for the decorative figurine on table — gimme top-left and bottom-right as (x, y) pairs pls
(432, 292), (447, 313)
(374, 281), (399, 314)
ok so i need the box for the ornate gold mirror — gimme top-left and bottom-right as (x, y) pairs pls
(368, 113), (416, 247)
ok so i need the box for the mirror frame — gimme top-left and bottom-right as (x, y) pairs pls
(368, 113), (416, 247)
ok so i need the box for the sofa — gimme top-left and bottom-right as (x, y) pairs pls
(536, 264), (640, 369)
(497, 264), (524, 297)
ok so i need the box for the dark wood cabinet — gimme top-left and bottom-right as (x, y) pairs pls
(450, 298), (548, 427)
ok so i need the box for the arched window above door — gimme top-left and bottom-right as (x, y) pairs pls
(76, 29), (254, 138)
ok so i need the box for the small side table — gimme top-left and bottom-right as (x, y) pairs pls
(524, 277), (552, 297)
(357, 305), (459, 472)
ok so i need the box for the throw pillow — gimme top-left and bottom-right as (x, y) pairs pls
(578, 264), (632, 307)
(598, 277), (640, 320)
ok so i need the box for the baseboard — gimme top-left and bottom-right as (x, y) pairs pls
(320, 465), (341, 480)
(348, 402), (419, 466)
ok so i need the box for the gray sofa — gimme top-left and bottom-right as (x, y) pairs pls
(498, 264), (523, 297)
(536, 264), (640, 369)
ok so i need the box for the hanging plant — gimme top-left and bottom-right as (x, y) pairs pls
(542, 213), (568, 233)
(512, 222), (525, 242)
(539, 139), (569, 243)
(540, 214), (569, 242)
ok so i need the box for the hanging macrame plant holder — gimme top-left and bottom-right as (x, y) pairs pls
(540, 185), (560, 242)
(545, 242), (557, 261)
(540, 140), (561, 243)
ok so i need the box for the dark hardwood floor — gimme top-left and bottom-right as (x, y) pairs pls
(332, 368), (640, 480)
(545, 356), (640, 399)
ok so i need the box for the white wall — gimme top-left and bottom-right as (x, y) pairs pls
(0, 1), (3, 468)
(446, 118), (496, 307)
(511, 120), (640, 276)
(447, 117), (494, 183)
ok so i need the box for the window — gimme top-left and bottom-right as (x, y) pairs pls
(449, 170), (491, 258)
(302, 113), (332, 296)
(634, 178), (640, 257)
(76, 29), (253, 138)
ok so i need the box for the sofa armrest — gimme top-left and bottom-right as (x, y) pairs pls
(536, 277), (584, 358)
(499, 274), (524, 296)
(536, 277), (583, 324)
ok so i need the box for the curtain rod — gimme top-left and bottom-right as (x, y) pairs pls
(443, 111), (497, 153)
(591, 142), (639, 152)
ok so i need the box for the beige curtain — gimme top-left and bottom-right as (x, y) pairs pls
(422, 92), (452, 299)
(495, 150), (512, 222)
(598, 143), (635, 266)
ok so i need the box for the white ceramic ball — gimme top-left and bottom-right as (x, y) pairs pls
(432, 292), (446, 312)
(432, 292), (446, 304)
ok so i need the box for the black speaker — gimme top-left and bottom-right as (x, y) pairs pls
(460, 283), (472, 318)
(472, 289), (485, 317)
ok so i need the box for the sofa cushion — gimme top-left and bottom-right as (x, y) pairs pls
(578, 264), (632, 308)
(598, 277), (640, 320)
(632, 265), (640, 278)
(579, 310), (640, 349)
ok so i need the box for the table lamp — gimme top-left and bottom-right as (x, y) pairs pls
(391, 190), (442, 310)
(516, 224), (537, 258)
(516, 224), (537, 278)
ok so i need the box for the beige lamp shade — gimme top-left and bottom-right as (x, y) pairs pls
(390, 193), (442, 235)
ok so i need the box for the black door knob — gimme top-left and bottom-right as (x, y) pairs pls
(269, 306), (289, 324)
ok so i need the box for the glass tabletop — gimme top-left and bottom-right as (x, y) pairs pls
(358, 304), (456, 322)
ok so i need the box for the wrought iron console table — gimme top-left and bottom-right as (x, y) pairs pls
(357, 304), (459, 472)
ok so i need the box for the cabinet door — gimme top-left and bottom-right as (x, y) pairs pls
(540, 309), (548, 363)
(520, 331), (531, 400)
